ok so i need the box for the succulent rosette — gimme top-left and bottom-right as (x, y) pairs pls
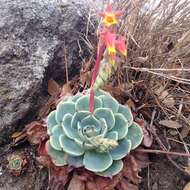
(46, 90), (143, 177)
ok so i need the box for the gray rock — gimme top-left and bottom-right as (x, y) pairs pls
(0, 0), (96, 145)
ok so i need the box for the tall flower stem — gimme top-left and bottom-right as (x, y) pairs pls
(89, 43), (105, 113)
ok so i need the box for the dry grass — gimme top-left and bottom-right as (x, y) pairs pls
(114, 1), (190, 163)
(111, 0), (190, 122)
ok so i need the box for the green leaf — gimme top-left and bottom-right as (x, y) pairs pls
(111, 113), (128, 140)
(99, 95), (119, 113)
(94, 108), (115, 130)
(62, 113), (80, 140)
(67, 155), (83, 167)
(71, 111), (91, 129)
(106, 131), (118, 141)
(97, 160), (123, 177)
(76, 95), (102, 111)
(47, 110), (57, 135)
(59, 135), (84, 156)
(47, 141), (67, 166)
(83, 150), (113, 172)
(110, 138), (131, 160)
(118, 105), (133, 126)
(126, 122), (143, 150)
(56, 102), (75, 123)
(49, 125), (63, 151)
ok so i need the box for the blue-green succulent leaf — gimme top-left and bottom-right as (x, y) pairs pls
(67, 155), (83, 168)
(94, 108), (115, 130)
(56, 102), (75, 123)
(111, 113), (128, 140)
(49, 125), (63, 151)
(83, 142), (94, 150)
(81, 115), (101, 128)
(47, 141), (67, 166)
(77, 122), (87, 142)
(80, 115), (102, 138)
(99, 95), (119, 113)
(71, 111), (91, 129)
(106, 131), (118, 141)
(47, 110), (57, 135)
(73, 137), (84, 146)
(110, 138), (131, 160)
(83, 150), (113, 172)
(118, 105), (133, 126)
(62, 113), (80, 140)
(76, 95), (102, 111)
(126, 122), (143, 150)
(97, 160), (123, 177)
(46, 89), (141, 177)
(59, 135), (84, 156)
(99, 118), (108, 137)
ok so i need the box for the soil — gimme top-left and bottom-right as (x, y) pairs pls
(140, 129), (190, 190)
(140, 155), (189, 190)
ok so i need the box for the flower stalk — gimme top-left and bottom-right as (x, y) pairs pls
(89, 4), (127, 112)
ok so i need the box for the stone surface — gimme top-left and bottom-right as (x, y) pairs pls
(0, 0), (95, 145)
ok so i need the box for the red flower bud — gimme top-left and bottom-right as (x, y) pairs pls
(116, 36), (127, 56)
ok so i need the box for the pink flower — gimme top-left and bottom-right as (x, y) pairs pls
(100, 5), (123, 27)
(116, 36), (127, 56)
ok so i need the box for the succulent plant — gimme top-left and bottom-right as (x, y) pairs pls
(46, 89), (143, 177)
(7, 153), (27, 176)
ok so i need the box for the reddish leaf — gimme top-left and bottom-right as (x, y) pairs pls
(59, 83), (72, 98)
(36, 140), (52, 169)
(36, 156), (52, 168)
(135, 118), (153, 147)
(117, 178), (138, 190)
(48, 79), (61, 97)
(68, 174), (85, 190)
(49, 166), (70, 190)
(11, 131), (27, 145)
(86, 181), (98, 190)
(76, 168), (123, 190)
(25, 121), (48, 144)
(133, 151), (150, 169)
(95, 173), (122, 190)
(123, 156), (142, 184)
